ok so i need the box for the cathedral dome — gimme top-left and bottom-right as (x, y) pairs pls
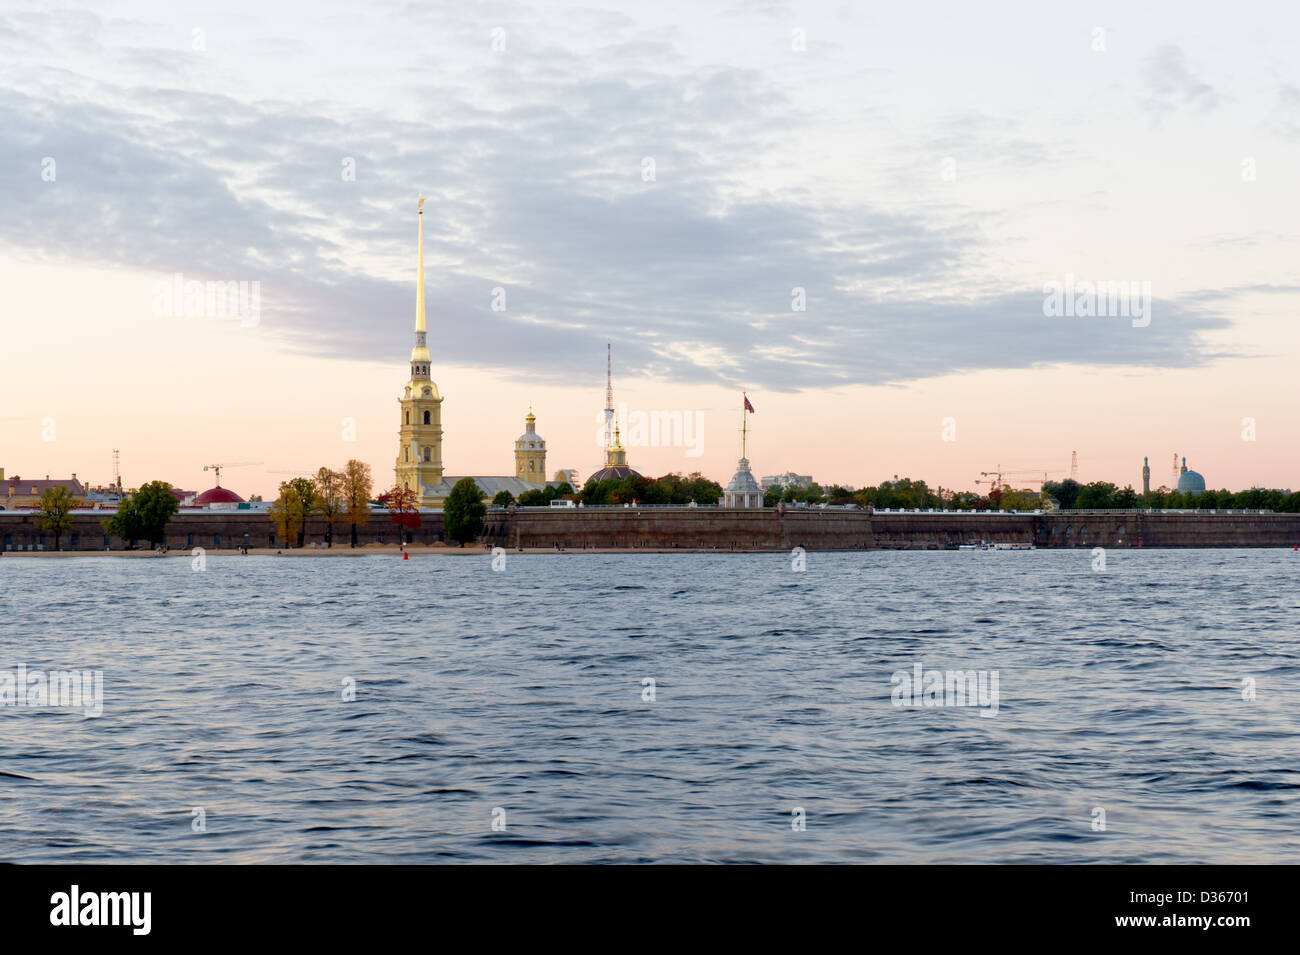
(1177, 470), (1206, 494)
(726, 458), (762, 493)
(588, 464), (641, 482)
(590, 424), (638, 482)
(195, 485), (245, 506)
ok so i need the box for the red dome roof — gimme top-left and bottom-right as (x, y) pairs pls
(195, 485), (245, 505)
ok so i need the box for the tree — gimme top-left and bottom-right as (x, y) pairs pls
(682, 473), (721, 505)
(282, 477), (317, 548)
(1075, 481), (1118, 509)
(383, 484), (422, 541)
(268, 485), (306, 547)
(492, 489), (515, 507)
(35, 486), (79, 550)
(1043, 478), (1082, 510)
(103, 481), (179, 547)
(342, 459), (374, 547)
(443, 477), (486, 544)
(313, 467), (346, 547)
(998, 488), (1042, 512)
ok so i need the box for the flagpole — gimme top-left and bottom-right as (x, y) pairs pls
(741, 394), (748, 460)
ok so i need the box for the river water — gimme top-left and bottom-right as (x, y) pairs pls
(1, 549), (1297, 863)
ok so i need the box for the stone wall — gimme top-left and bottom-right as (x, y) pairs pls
(481, 507), (1300, 551)
(0, 510), (445, 551)
(4, 507), (1297, 552)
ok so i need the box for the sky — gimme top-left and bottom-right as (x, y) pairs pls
(2, 0), (1298, 499)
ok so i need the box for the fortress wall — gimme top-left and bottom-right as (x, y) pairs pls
(3, 507), (1297, 552)
(0, 510), (445, 551)
(481, 508), (1300, 551)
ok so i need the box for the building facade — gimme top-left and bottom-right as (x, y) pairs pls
(760, 472), (813, 490)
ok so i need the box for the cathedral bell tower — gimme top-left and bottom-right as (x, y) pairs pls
(514, 407), (547, 484)
(395, 198), (445, 506)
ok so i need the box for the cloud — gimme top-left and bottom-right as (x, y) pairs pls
(0, 5), (1232, 392)
(1263, 84), (1300, 140)
(1140, 45), (1222, 124)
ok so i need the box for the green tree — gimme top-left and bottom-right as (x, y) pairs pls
(444, 477), (486, 544)
(284, 477), (317, 548)
(35, 486), (79, 550)
(998, 488), (1041, 512)
(517, 488), (549, 507)
(492, 490), (515, 507)
(1043, 478), (1083, 509)
(1074, 481), (1118, 509)
(104, 481), (179, 547)
(682, 473), (722, 504)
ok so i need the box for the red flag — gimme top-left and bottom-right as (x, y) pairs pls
(743, 395), (755, 413)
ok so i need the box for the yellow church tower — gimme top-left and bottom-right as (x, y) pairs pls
(395, 198), (446, 506)
(514, 407), (547, 483)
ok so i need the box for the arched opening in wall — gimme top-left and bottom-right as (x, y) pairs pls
(423, 448), (431, 462)
(423, 411), (431, 425)
(405, 411), (409, 425)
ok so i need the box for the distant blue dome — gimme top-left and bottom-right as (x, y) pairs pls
(1177, 470), (1206, 494)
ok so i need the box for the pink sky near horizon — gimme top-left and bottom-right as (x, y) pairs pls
(2, 256), (1295, 502)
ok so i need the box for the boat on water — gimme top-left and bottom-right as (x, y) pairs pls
(953, 541), (1036, 551)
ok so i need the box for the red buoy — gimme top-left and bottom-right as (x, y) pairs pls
(403, 551), (409, 560)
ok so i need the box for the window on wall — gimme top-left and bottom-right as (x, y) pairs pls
(423, 448), (431, 462)
(423, 410), (431, 425)
(405, 411), (409, 425)
(187, 533), (194, 547)
(404, 447), (409, 461)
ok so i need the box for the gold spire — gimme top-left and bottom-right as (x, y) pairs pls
(411, 197), (431, 366)
(605, 425), (628, 467)
(415, 197), (426, 335)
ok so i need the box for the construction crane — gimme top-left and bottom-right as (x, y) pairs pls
(203, 462), (262, 486)
(978, 466), (1066, 491)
